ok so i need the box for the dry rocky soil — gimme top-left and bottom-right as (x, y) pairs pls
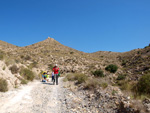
(0, 77), (149, 113)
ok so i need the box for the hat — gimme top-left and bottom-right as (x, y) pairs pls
(43, 71), (46, 74)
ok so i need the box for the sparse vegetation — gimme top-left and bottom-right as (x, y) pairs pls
(38, 70), (43, 79)
(105, 64), (118, 73)
(19, 68), (35, 81)
(5, 58), (15, 66)
(100, 82), (108, 89)
(65, 73), (87, 84)
(117, 74), (126, 80)
(121, 60), (127, 66)
(84, 78), (99, 90)
(136, 73), (150, 95)
(0, 78), (8, 92)
(117, 80), (135, 91)
(70, 51), (74, 54)
(48, 64), (54, 70)
(24, 55), (31, 60)
(112, 90), (117, 95)
(29, 61), (38, 69)
(9, 64), (19, 74)
(0, 50), (5, 60)
(21, 79), (28, 84)
(92, 70), (104, 77)
(0, 54), (4, 60)
(3, 66), (5, 70)
(75, 73), (87, 84)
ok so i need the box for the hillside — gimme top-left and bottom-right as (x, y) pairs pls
(119, 44), (150, 80)
(0, 37), (122, 91)
(0, 40), (18, 52)
(0, 38), (150, 83)
(0, 38), (150, 112)
(5, 37), (115, 74)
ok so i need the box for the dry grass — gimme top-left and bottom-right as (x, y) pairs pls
(65, 73), (87, 84)
(84, 78), (99, 90)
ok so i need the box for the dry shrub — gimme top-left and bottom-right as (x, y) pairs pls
(100, 82), (108, 89)
(136, 73), (150, 95)
(9, 64), (19, 74)
(66, 73), (76, 81)
(65, 73), (87, 84)
(5, 58), (15, 66)
(0, 78), (8, 92)
(84, 78), (99, 90)
(19, 68), (35, 81)
(21, 79), (28, 84)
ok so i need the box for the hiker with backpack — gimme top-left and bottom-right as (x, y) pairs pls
(42, 71), (47, 82)
(52, 64), (60, 85)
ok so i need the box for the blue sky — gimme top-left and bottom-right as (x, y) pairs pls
(0, 0), (150, 53)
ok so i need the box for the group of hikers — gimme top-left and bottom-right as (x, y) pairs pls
(42, 64), (60, 85)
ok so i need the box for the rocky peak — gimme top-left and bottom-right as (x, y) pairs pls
(47, 37), (55, 41)
(42, 37), (59, 44)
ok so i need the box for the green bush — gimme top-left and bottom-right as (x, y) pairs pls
(105, 64), (118, 73)
(117, 74), (126, 80)
(0, 78), (8, 92)
(20, 68), (35, 81)
(137, 74), (150, 95)
(92, 70), (104, 77)
(9, 65), (19, 74)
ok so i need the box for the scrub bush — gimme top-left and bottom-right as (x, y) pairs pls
(105, 64), (118, 73)
(0, 78), (8, 92)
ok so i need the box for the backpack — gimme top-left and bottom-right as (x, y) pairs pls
(58, 70), (61, 76)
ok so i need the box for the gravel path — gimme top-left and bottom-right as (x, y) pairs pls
(0, 77), (67, 113)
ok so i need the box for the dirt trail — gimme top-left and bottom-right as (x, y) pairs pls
(0, 77), (66, 113)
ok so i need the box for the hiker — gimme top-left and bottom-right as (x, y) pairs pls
(46, 71), (50, 82)
(42, 71), (47, 82)
(52, 64), (59, 85)
(51, 71), (54, 82)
